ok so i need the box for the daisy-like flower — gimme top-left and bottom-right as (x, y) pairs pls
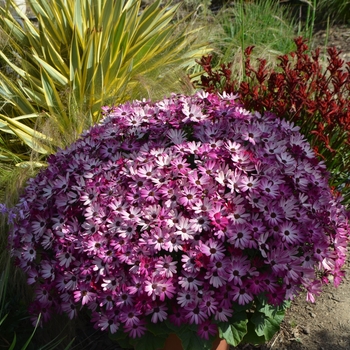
(264, 203), (284, 226)
(61, 300), (78, 320)
(22, 244), (37, 262)
(227, 223), (253, 249)
(81, 220), (100, 236)
(147, 303), (168, 323)
(80, 188), (99, 205)
(174, 216), (195, 241)
(181, 251), (200, 273)
(124, 319), (147, 338)
(167, 129), (187, 144)
(158, 279), (176, 301)
(241, 124), (261, 145)
(227, 256), (251, 286)
(188, 172), (211, 188)
(147, 227), (169, 252)
(155, 256), (177, 278)
(209, 210), (229, 231)
(190, 214), (211, 232)
(279, 221), (302, 245)
(182, 101), (206, 122)
(166, 233), (183, 253)
(137, 164), (155, 179)
(178, 186), (199, 207)
(178, 272), (203, 291)
(197, 320), (218, 340)
(226, 169), (243, 193)
(214, 305), (233, 322)
(238, 175), (259, 192)
(204, 265), (227, 288)
(199, 239), (225, 261)
(144, 277), (163, 300)
(140, 185), (160, 203)
(40, 260), (55, 281)
(98, 311), (120, 334)
(57, 250), (75, 268)
(258, 177), (280, 198)
(73, 285), (97, 305)
(232, 282), (254, 305)
(31, 215), (47, 237)
(35, 285), (52, 305)
(99, 293), (115, 310)
(192, 197), (213, 214)
(199, 293), (218, 316)
(119, 308), (142, 327)
(27, 268), (39, 285)
(185, 303), (207, 324)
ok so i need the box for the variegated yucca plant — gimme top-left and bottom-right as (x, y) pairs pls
(0, 0), (209, 167)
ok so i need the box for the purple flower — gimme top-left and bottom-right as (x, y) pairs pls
(6, 92), (350, 339)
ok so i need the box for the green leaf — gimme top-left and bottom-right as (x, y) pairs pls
(178, 331), (213, 350)
(1, 17), (29, 45)
(16, 161), (47, 168)
(73, 0), (84, 46)
(22, 86), (47, 107)
(8, 333), (17, 350)
(146, 320), (171, 336)
(241, 320), (266, 345)
(0, 72), (38, 115)
(38, 31), (70, 77)
(34, 55), (69, 87)
(218, 311), (248, 347)
(0, 113), (53, 143)
(110, 337), (133, 349)
(20, 313), (41, 350)
(251, 302), (287, 341)
(108, 329), (132, 349)
(130, 331), (167, 350)
(40, 68), (69, 131)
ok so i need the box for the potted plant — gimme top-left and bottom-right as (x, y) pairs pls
(5, 92), (349, 349)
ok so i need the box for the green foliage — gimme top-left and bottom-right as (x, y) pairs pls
(250, 299), (290, 341)
(0, 313), (75, 350)
(218, 312), (248, 347)
(212, 0), (298, 65)
(110, 320), (216, 350)
(109, 298), (289, 350)
(219, 298), (290, 347)
(316, 0), (350, 24)
(0, 0), (209, 165)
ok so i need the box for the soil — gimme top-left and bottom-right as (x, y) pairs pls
(311, 24), (350, 62)
(235, 259), (350, 350)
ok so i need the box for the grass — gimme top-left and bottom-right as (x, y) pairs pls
(0, 0), (349, 348)
(316, 0), (350, 25)
(213, 0), (298, 63)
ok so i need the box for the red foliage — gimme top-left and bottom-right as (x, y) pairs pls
(194, 37), (350, 202)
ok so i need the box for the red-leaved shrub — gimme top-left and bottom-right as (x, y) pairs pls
(195, 37), (350, 204)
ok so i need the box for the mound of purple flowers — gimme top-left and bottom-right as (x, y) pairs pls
(8, 92), (349, 339)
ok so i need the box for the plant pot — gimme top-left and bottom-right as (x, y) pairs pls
(160, 333), (229, 350)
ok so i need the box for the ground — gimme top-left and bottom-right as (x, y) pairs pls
(235, 259), (350, 350)
(311, 24), (350, 62)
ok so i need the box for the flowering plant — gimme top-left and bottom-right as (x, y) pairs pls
(7, 92), (350, 350)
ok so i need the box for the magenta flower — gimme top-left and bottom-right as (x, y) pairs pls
(6, 92), (350, 345)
